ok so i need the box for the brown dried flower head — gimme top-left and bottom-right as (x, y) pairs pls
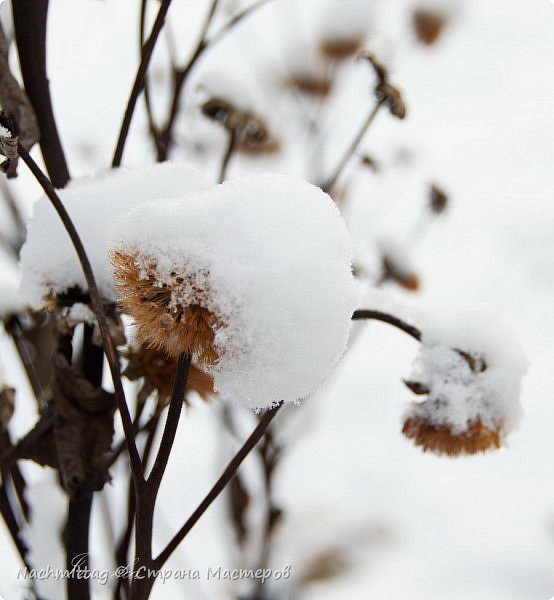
(429, 184), (449, 215)
(413, 10), (447, 46)
(125, 346), (215, 405)
(201, 97), (278, 154)
(320, 36), (364, 61)
(382, 253), (420, 292)
(402, 414), (501, 456)
(111, 250), (221, 364)
(287, 73), (334, 98)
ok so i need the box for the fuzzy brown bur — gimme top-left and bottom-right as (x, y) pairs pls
(112, 250), (220, 364)
(125, 346), (215, 405)
(402, 415), (501, 456)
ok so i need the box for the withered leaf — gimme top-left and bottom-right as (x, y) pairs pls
(52, 354), (115, 495)
(229, 472), (250, 546)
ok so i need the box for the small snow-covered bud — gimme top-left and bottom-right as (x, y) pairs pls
(110, 174), (360, 409)
(112, 250), (221, 365)
(19, 161), (210, 308)
(401, 308), (527, 456)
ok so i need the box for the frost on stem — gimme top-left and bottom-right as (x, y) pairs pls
(110, 173), (360, 409)
(19, 161), (210, 308)
(401, 308), (527, 456)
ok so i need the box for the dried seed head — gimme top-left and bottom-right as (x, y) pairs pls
(320, 37), (364, 61)
(358, 51), (388, 84)
(201, 96), (276, 154)
(375, 81), (407, 119)
(287, 73), (334, 98)
(429, 184), (449, 215)
(381, 253), (420, 292)
(402, 414), (501, 456)
(413, 10), (447, 46)
(0, 386), (15, 429)
(111, 250), (221, 363)
(124, 346), (214, 404)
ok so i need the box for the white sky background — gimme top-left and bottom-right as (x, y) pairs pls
(0, 0), (554, 598)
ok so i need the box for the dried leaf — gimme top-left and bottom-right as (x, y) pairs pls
(229, 472), (250, 545)
(52, 354), (116, 494)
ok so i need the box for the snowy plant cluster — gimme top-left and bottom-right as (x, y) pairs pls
(402, 308), (527, 455)
(110, 172), (360, 407)
(0, 0), (541, 598)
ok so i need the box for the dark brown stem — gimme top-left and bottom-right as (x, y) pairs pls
(64, 492), (93, 600)
(0, 481), (32, 571)
(129, 354), (191, 600)
(154, 401), (283, 570)
(114, 415), (161, 600)
(157, 0), (273, 159)
(112, 0), (173, 167)
(352, 309), (421, 341)
(140, 0), (165, 161)
(12, 0), (70, 187)
(17, 145), (143, 485)
(218, 129), (237, 183)
(322, 99), (384, 193)
(6, 316), (44, 403)
(156, 0), (219, 159)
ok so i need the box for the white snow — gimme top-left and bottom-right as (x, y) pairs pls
(110, 173), (360, 408)
(19, 161), (210, 307)
(404, 307), (527, 437)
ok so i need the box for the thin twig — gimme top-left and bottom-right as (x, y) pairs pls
(112, 0), (173, 167)
(206, 0), (273, 48)
(146, 354), (191, 492)
(154, 401), (283, 569)
(12, 0), (70, 187)
(6, 317), (44, 403)
(322, 99), (384, 193)
(16, 145), (143, 484)
(158, 0), (274, 159)
(156, 0), (219, 159)
(352, 309), (421, 341)
(0, 482), (32, 571)
(130, 354), (191, 600)
(218, 129), (237, 183)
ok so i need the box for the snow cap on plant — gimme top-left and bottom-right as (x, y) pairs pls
(19, 161), (210, 308)
(110, 173), (360, 409)
(401, 308), (527, 456)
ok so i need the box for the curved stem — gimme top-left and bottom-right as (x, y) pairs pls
(154, 401), (283, 569)
(352, 309), (421, 341)
(322, 99), (384, 193)
(17, 145), (143, 485)
(158, 0), (274, 159)
(12, 0), (70, 187)
(112, 0), (173, 167)
(218, 129), (236, 183)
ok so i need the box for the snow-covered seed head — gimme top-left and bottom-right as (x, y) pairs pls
(402, 414), (501, 456)
(401, 315), (526, 457)
(109, 174), (360, 409)
(111, 250), (221, 364)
